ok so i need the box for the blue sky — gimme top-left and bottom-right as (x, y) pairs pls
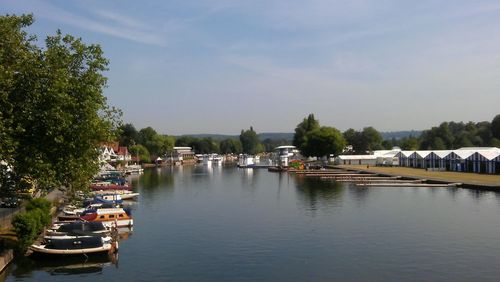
(2, 0), (500, 134)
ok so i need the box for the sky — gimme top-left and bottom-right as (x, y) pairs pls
(2, 0), (500, 135)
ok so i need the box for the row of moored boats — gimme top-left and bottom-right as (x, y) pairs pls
(30, 168), (141, 257)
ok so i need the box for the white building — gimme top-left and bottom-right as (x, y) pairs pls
(336, 148), (401, 166)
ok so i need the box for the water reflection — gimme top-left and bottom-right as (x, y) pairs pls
(294, 176), (345, 214)
(138, 168), (174, 190)
(9, 254), (116, 279)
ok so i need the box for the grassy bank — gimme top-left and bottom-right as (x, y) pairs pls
(337, 165), (500, 187)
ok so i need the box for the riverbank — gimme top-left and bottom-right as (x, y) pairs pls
(335, 165), (500, 190)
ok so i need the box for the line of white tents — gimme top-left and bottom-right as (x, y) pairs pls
(336, 147), (500, 174)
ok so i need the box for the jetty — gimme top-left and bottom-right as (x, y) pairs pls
(289, 167), (466, 188)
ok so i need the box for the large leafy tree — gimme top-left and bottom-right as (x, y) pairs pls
(343, 127), (382, 153)
(240, 127), (263, 155)
(293, 114), (320, 152)
(119, 123), (139, 147)
(220, 139), (242, 154)
(137, 127), (175, 156)
(0, 14), (120, 192)
(301, 126), (345, 158)
(130, 144), (151, 163)
(492, 114), (500, 140)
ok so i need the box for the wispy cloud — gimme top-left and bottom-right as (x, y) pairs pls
(2, 0), (167, 46)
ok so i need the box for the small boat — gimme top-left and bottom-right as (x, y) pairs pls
(30, 236), (116, 256)
(92, 190), (139, 200)
(44, 235), (112, 243)
(80, 208), (133, 228)
(123, 164), (144, 175)
(90, 182), (132, 191)
(48, 222), (110, 236)
(118, 193), (139, 200)
(84, 196), (123, 207)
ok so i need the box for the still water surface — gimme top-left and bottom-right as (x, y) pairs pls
(6, 165), (500, 281)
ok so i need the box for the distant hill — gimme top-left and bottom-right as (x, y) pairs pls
(180, 133), (294, 142)
(380, 130), (422, 140)
(181, 131), (420, 141)
(258, 133), (294, 141)
(180, 134), (237, 141)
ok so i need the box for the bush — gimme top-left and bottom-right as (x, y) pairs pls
(11, 198), (52, 252)
(25, 198), (51, 213)
(12, 213), (38, 252)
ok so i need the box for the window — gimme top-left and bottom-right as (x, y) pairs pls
(99, 215), (105, 219)
(109, 215), (115, 218)
(119, 214), (124, 218)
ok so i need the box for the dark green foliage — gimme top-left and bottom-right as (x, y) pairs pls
(219, 139), (242, 154)
(293, 114), (320, 152)
(240, 127), (263, 155)
(301, 126), (345, 158)
(261, 138), (290, 152)
(119, 123), (139, 147)
(130, 144), (151, 163)
(12, 198), (52, 252)
(343, 127), (383, 154)
(492, 115), (500, 140)
(418, 119), (499, 150)
(0, 14), (121, 193)
(136, 127), (174, 157)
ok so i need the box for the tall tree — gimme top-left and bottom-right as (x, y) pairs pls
(293, 114), (320, 153)
(129, 144), (150, 163)
(361, 127), (383, 152)
(492, 114), (500, 140)
(240, 127), (263, 155)
(301, 126), (345, 158)
(119, 123), (139, 147)
(0, 15), (120, 192)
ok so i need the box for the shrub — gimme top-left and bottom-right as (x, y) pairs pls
(11, 198), (53, 252)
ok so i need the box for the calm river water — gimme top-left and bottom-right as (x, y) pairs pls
(5, 165), (500, 281)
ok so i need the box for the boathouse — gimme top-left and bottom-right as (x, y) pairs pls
(172, 147), (195, 162)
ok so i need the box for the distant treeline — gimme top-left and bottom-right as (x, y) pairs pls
(344, 115), (500, 153)
(118, 124), (290, 161)
(118, 114), (500, 160)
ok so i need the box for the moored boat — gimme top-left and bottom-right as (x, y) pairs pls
(30, 236), (116, 256)
(48, 221), (110, 236)
(80, 208), (133, 228)
(90, 182), (132, 191)
(92, 190), (139, 200)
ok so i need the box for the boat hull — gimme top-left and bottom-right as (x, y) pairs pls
(30, 244), (114, 255)
(90, 184), (132, 191)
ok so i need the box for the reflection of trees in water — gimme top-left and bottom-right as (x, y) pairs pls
(294, 177), (345, 213)
(139, 168), (174, 191)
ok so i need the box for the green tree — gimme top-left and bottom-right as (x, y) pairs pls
(240, 127), (263, 155)
(301, 126), (345, 158)
(293, 114), (320, 152)
(0, 15), (120, 193)
(261, 138), (289, 152)
(119, 123), (139, 147)
(400, 136), (420, 150)
(130, 144), (151, 163)
(361, 127), (383, 152)
(220, 139), (242, 154)
(492, 114), (500, 140)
